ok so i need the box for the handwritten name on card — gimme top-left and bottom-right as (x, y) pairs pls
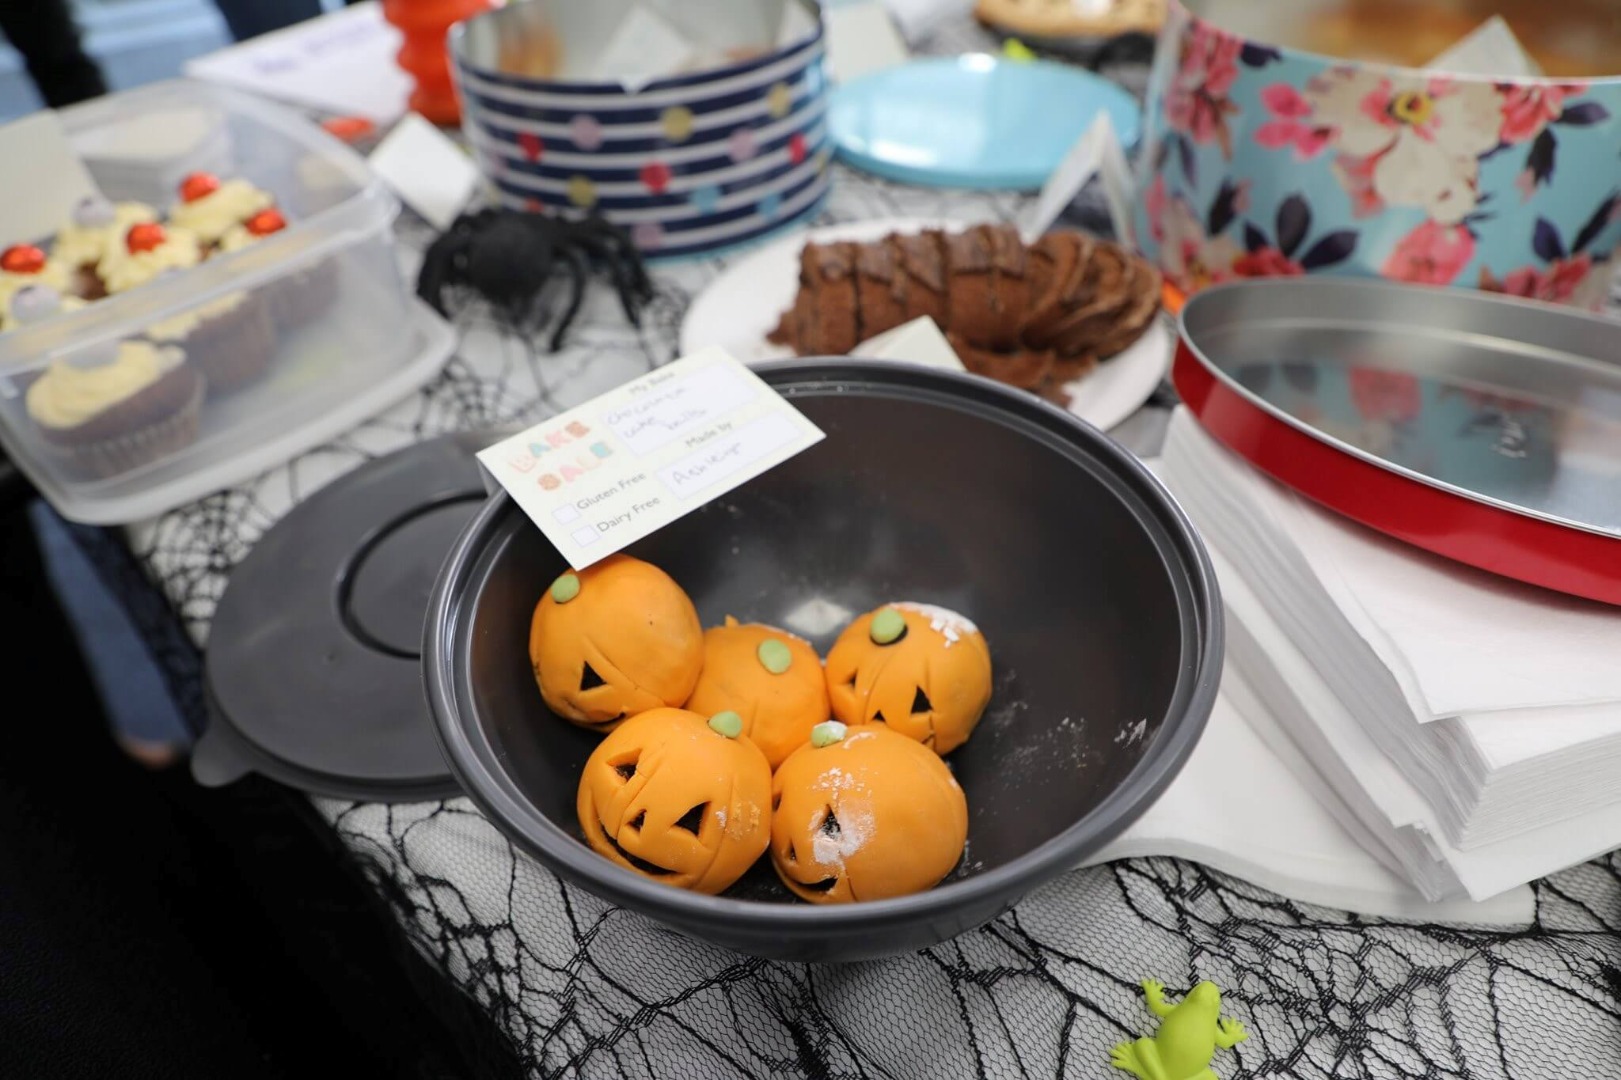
(478, 349), (825, 568)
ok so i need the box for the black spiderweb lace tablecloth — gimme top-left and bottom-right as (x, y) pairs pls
(121, 26), (1621, 1078)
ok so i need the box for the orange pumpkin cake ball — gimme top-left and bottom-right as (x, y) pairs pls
(529, 554), (703, 731)
(577, 708), (772, 894)
(684, 617), (830, 768)
(824, 602), (993, 754)
(770, 721), (968, 904)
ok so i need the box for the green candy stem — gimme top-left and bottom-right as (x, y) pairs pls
(708, 711), (744, 739)
(810, 720), (847, 748)
(869, 607), (907, 645)
(757, 638), (793, 674)
(549, 572), (581, 603)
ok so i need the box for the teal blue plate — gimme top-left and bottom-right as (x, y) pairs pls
(828, 55), (1141, 191)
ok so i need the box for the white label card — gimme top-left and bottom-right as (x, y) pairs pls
(1018, 112), (1124, 244)
(1428, 16), (1542, 78)
(368, 113), (479, 231)
(478, 349), (826, 568)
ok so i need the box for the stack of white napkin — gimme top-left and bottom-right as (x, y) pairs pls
(1160, 408), (1621, 901)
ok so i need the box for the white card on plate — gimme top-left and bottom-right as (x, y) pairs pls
(368, 113), (479, 231)
(0, 111), (98, 244)
(1018, 112), (1123, 243)
(478, 349), (826, 569)
(855, 316), (966, 372)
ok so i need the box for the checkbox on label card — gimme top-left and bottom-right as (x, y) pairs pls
(571, 525), (601, 546)
(553, 504), (581, 524)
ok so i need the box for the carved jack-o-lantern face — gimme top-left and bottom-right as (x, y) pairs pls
(770, 722), (968, 904)
(684, 617), (830, 769)
(577, 708), (772, 894)
(530, 554), (703, 731)
(824, 603), (993, 755)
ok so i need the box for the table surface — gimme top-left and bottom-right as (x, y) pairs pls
(124, 21), (1621, 1080)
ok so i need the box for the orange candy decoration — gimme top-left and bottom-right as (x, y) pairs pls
(770, 723), (968, 904)
(577, 708), (772, 894)
(125, 223), (167, 254)
(245, 208), (287, 237)
(1, 245), (46, 274)
(179, 172), (220, 203)
(529, 554), (703, 731)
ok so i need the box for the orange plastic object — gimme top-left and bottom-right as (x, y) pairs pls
(381, 0), (491, 126)
(1161, 281), (1186, 317)
(770, 723), (968, 904)
(321, 116), (377, 144)
(577, 708), (773, 894)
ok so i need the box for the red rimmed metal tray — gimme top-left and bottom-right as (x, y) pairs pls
(1172, 278), (1621, 606)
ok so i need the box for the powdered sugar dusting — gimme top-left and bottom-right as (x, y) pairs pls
(811, 806), (873, 865)
(894, 601), (978, 648)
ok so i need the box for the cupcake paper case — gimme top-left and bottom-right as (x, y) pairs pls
(26, 339), (203, 479)
(145, 290), (277, 395)
(219, 207), (338, 323)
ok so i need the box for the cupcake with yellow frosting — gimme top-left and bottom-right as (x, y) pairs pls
(97, 222), (201, 296)
(168, 172), (274, 253)
(219, 206), (336, 322)
(52, 194), (158, 298)
(145, 288), (276, 395)
(18, 286), (203, 478)
(97, 221), (274, 394)
(0, 244), (73, 313)
(1, 282), (84, 337)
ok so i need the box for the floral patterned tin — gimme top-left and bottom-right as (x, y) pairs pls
(1135, 0), (1621, 308)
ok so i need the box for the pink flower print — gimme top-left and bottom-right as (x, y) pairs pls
(1498, 83), (1585, 145)
(1481, 254), (1607, 308)
(1382, 221), (1477, 285)
(1145, 174), (1171, 245)
(1231, 247), (1304, 278)
(1332, 152), (1384, 218)
(1165, 21), (1244, 156)
(1156, 189), (1244, 293)
(1254, 83), (1333, 159)
(1306, 68), (1501, 224)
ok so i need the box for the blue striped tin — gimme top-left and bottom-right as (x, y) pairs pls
(450, 1), (830, 260)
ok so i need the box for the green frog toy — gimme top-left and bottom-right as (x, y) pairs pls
(1109, 979), (1249, 1080)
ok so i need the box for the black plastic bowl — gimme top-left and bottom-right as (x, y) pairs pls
(425, 360), (1221, 962)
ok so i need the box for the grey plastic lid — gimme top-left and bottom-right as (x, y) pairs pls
(196, 431), (502, 802)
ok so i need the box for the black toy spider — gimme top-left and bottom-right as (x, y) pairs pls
(417, 208), (655, 350)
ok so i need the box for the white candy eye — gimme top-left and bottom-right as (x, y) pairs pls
(72, 195), (116, 229)
(10, 284), (60, 324)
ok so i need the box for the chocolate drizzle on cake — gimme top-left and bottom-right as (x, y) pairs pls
(770, 225), (1160, 405)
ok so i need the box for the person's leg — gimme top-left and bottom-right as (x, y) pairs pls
(0, 0), (106, 108)
(211, 0), (325, 42)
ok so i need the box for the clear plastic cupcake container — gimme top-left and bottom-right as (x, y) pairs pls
(0, 80), (454, 525)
